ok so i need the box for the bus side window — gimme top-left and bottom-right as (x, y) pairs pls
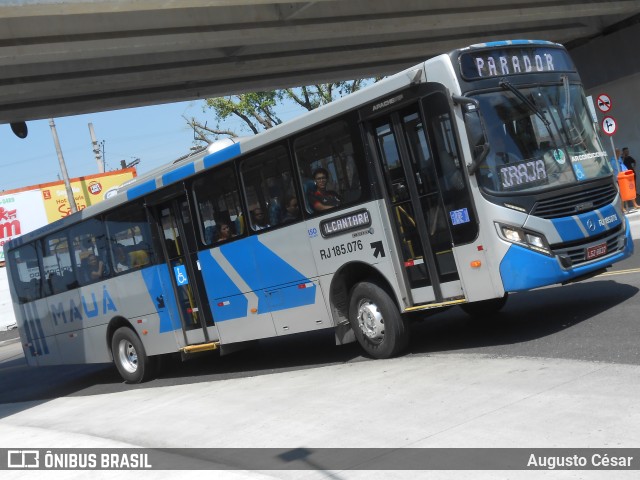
(70, 218), (109, 286)
(105, 203), (155, 273)
(193, 165), (244, 246)
(7, 243), (42, 303)
(42, 232), (77, 294)
(240, 144), (295, 230)
(293, 119), (368, 215)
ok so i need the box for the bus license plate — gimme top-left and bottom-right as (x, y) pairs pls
(586, 242), (607, 260)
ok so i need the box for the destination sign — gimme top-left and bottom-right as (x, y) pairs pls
(499, 158), (548, 190)
(320, 209), (371, 238)
(459, 46), (575, 80)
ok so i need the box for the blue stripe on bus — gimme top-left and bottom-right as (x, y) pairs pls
(141, 266), (182, 333)
(23, 302), (49, 356)
(162, 163), (196, 186)
(220, 236), (315, 313)
(33, 313), (49, 355)
(480, 40), (551, 47)
(550, 204), (620, 243)
(21, 306), (37, 357)
(203, 142), (241, 169)
(126, 179), (157, 201)
(500, 222), (633, 292)
(266, 283), (316, 312)
(197, 251), (248, 321)
(221, 236), (309, 290)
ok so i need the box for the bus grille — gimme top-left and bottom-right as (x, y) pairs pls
(531, 183), (617, 219)
(551, 225), (623, 267)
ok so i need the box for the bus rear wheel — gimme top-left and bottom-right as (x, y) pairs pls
(111, 327), (156, 384)
(348, 281), (409, 359)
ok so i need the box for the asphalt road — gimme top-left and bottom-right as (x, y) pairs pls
(1, 240), (639, 402)
(0, 240), (639, 480)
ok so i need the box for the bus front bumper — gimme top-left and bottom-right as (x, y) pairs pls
(499, 223), (634, 292)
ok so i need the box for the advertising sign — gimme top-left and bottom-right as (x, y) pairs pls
(0, 189), (48, 262)
(39, 170), (135, 222)
(0, 169), (136, 262)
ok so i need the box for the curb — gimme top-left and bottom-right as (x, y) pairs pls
(0, 337), (20, 347)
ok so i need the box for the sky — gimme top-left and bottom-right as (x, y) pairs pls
(0, 100), (210, 192)
(1, 85), (355, 194)
(0, 96), (311, 193)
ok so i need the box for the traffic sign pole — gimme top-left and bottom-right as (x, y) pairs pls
(611, 137), (619, 174)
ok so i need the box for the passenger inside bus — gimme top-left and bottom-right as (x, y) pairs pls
(251, 208), (270, 230)
(216, 221), (235, 242)
(82, 253), (105, 283)
(204, 224), (216, 245)
(129, 248), (150, 268)
(308, 168), (341, 212)
(268, 200), (282, 226)
(113, 244), (130, 272)
(282, 196), (300, 223)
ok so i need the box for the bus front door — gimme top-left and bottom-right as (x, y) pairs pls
(156, 198), (217, 346)
(370, 97), (473, 304)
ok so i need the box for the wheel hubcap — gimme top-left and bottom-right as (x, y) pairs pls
(357, 299), (384, 342)
(117, 339), (138, 374)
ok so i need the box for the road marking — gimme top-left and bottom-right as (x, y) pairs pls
(598, 268), (640, 277)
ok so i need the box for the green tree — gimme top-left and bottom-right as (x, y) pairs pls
(186, 79), (378, 145)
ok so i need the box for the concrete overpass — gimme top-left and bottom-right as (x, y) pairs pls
(1, 0), (639, 129)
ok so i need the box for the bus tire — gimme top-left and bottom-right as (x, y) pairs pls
(111, 327), (156, 384)
(460, 293), (508, 317)
(348, 281), (409, 359)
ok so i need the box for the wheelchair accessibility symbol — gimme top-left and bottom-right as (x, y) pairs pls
(573, 163), (586, 181)
(174, 265), (189, 286)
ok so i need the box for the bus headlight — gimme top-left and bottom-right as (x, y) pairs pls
(496, 223), (552, 256)
(525, 233), (545, 249)
(501, 226), (525, 243)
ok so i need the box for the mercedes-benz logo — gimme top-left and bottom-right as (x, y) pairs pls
(586, 219), (596, 231)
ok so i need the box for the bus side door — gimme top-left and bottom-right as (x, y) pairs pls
(364, 89), (477, 304)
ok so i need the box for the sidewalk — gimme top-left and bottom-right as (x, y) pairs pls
(0, 328), (19, 346)
(1, 352), (639, 479)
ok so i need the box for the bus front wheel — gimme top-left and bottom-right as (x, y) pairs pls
(111, 327), (156, 384)
(348, 281), (409, 359)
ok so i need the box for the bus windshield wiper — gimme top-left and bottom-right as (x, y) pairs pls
(499, 78), (570, 156)
(562, 74), (571, 120)
(499, 78), (550, 128)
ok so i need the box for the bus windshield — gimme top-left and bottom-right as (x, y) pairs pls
(473, 83), (612, 194)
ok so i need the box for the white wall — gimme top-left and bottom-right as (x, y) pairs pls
(571, 22), (640, 160)
(586, 72), (640, 160)
(0, 267), (17, 331)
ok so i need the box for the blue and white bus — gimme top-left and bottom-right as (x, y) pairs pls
(5, 40), (633, 383)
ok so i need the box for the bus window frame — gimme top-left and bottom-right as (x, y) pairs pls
(191, 163), (246, 247)
(104, 202), (156, 274)
(292, 114), (370, 216)
(7, 242), (44, 304)
(239, 143), (297, 232)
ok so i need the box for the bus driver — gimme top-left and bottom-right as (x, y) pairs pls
(309, 168), (341, 212)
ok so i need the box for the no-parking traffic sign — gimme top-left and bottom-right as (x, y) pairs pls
(596, 93), (612, 113)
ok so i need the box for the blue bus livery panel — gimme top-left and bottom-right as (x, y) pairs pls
(199, 236), (316, 321)
(501, 207), (633, 291)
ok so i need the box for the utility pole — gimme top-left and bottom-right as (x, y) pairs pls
(88, 122), (105, 173)
(49, 118), (78, 213)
